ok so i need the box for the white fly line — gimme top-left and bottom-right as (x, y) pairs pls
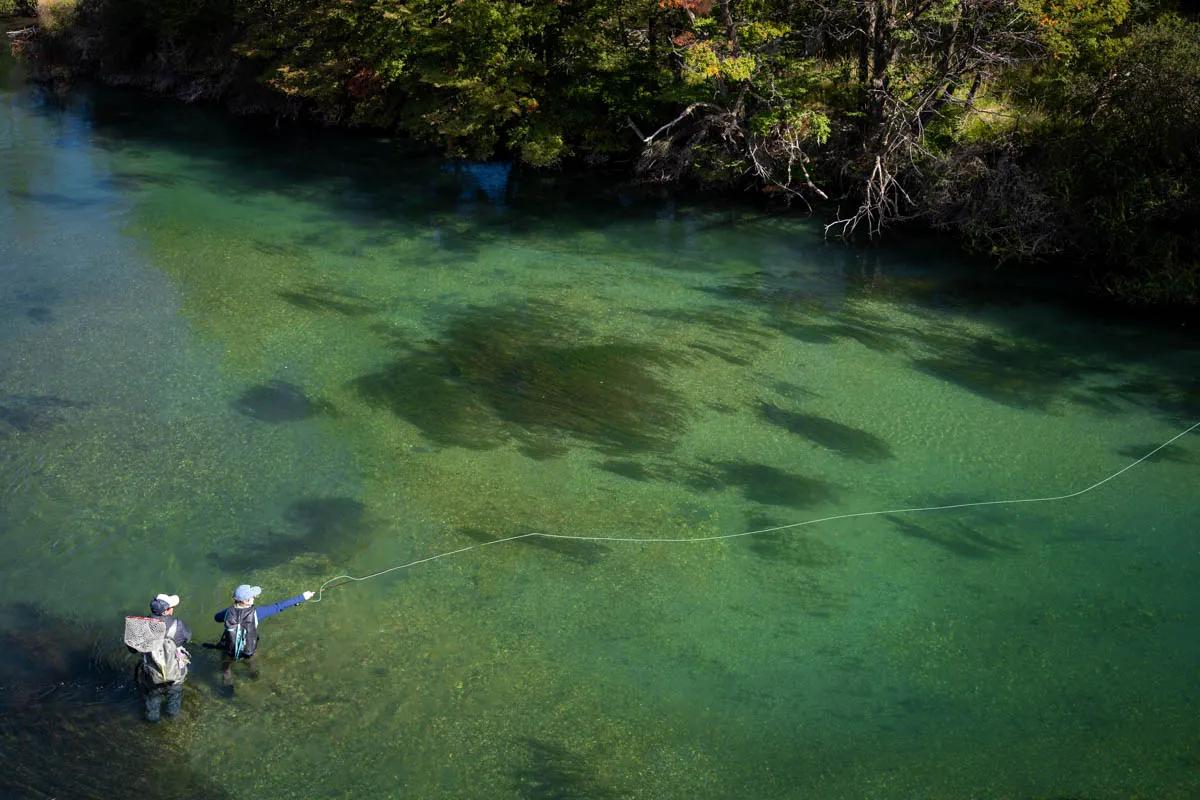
(311, 421), (1199, 602)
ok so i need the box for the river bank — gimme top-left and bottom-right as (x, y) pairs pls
(8, 0), (1199, 309)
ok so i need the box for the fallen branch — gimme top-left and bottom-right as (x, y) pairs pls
(628, 103), (719, 145)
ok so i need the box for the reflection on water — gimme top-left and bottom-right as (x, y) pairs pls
(1, 48), (1198, 799)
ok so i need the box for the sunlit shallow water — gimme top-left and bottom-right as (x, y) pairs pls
(1, 50), (1198, 799)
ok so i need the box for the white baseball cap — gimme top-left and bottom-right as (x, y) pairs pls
(154, 593), (180, 608)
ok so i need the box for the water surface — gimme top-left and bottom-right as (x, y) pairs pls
(1, 50), (1198, 799)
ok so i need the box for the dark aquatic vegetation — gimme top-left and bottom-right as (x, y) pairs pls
(912, 335), (1104, 410)
(597, 460), (653, 482)
(819, 321), (904, 353)
(592, 456), (839, 511)
(769, 380), (817, 400)
(209, 496), (370, 572)
(512, 737), (618, 800)
(518, 439), (570, 460)
(1116, 443), (1197, 465)
(25, 306), (52, 323)
(0, 395), (87, 435)
(888, 515), (1019, 560)
(0, 451), (46, 500)
(234, 380), (334, 423)
(457, 527), (609, 566)
(277, 283), (379, 316)
(286, 496), (367, 538)
(6, 189), (102, 209)
(770, 318), (838, 345)
(0, 605), (229, 800)
(97, 170), (180, 191)
(768, 311), (905, 353)
(702, 277), (821, 309)
(741, 524), (846, 568)
(758, 403), (893, 462)
(642, 306), (767, 349)
(709, 461), (838, 509)
(1097, 377), (1200, 420)
(353, 304), (687, 455)
(252, 239), (307, 258)
(685, 341), (751, 366)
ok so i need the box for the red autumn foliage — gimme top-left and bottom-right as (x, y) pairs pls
(659, 0), (714, 15)
(347, 66), (383, 99)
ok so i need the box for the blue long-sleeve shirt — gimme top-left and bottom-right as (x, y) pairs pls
(214, 593), (306, 624)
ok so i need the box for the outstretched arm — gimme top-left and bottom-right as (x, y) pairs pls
(254, 591), (315, 622)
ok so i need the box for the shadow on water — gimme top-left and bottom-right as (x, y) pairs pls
(888, 515), (1020, 559)
(0, 605), (229, 800)
(353, 304), (687, 456)
(758, 403), (893, 462)
(209, 497), (370, 572)
(234, 380), (336, 423)
(512, 738), (618, 800)
(457, 527), (610, 567)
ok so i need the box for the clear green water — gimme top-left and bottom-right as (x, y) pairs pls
(1, 50), (1198, 799)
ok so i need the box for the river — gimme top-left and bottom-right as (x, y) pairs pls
(1, 46), (1198, 799)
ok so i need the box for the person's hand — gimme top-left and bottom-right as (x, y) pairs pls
(303, 591), (315, 601)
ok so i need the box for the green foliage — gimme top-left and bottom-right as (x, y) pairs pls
(36, 0), (76, 32)
(1021, 0), (1130, 65)
(24, 0), (1200, 304)
(1050, 15), (1200, 303)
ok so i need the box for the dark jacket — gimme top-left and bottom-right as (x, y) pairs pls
(213, 593), (306, 625)
(154, 614), (192, 646)
(213, 593), (306, 658)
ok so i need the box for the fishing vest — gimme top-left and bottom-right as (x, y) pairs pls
(220, 606), (260, 659)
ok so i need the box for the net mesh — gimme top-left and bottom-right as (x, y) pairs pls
(124, 616), (166, 653)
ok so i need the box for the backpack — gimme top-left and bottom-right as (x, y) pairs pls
(124, 616), (190, 685)
(220, 606), (259, 660)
